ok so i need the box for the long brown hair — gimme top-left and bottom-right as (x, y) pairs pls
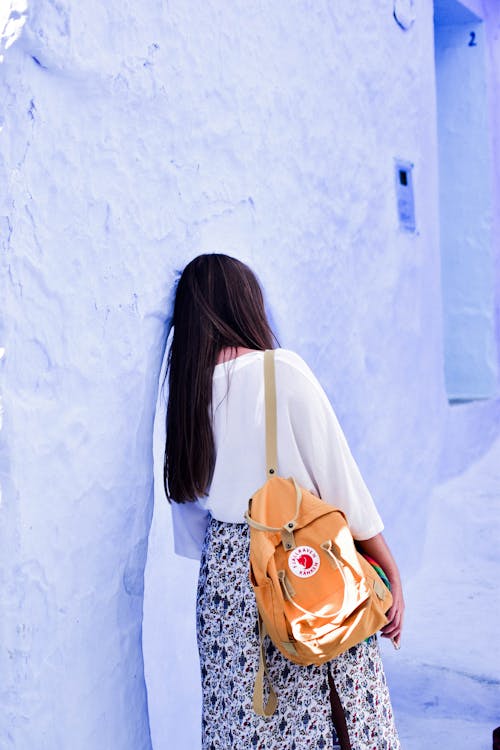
(164, 253), (278, 503)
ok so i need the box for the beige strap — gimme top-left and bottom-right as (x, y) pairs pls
(252, 616), (278, 717)
(264, 349), (278, 478)
(249, 350), (288, 717)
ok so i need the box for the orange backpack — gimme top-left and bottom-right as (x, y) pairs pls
(244, 350), (393, 717)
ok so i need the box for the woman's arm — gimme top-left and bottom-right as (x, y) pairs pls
(281, 354), (405, 646)
(356, 532), (405, 648)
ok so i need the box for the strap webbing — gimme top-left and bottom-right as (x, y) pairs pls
(251, 349), (280, 718)
(264, 349), (278, 478)
(252, 616), (278, 717)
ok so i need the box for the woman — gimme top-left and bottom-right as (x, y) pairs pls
(164, 253), (403, 750)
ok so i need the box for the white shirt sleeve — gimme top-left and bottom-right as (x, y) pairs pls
(283, 354), (385, 540)
(170, 500), (211, 561)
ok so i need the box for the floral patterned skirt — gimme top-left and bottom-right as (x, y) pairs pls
(196, 517), (401, 750)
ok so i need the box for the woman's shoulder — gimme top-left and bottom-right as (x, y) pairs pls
(275, 349), (339, 425)
(274, 348), (325, 393)
(213, 347), (325, 399)
(274, 347), (314, 374)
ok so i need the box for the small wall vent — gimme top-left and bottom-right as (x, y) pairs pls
(394, 158), (416, 233)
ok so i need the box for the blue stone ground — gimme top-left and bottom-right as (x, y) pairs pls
(383, 437), (500, 750)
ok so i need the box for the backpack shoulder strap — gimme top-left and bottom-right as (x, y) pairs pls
(264, 349), (278, 478)
(252, 615), (278, 717)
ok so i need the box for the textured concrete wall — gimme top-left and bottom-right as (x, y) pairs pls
(1, 1), (499, 749)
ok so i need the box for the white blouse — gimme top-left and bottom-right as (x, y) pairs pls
(161, 348), (384, 560)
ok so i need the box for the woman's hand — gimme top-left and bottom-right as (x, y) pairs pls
(355, 532), (405, 649)
(380, 577), (405, 648)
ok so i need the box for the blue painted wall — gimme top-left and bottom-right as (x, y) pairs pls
(435, 16), (498, 400)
